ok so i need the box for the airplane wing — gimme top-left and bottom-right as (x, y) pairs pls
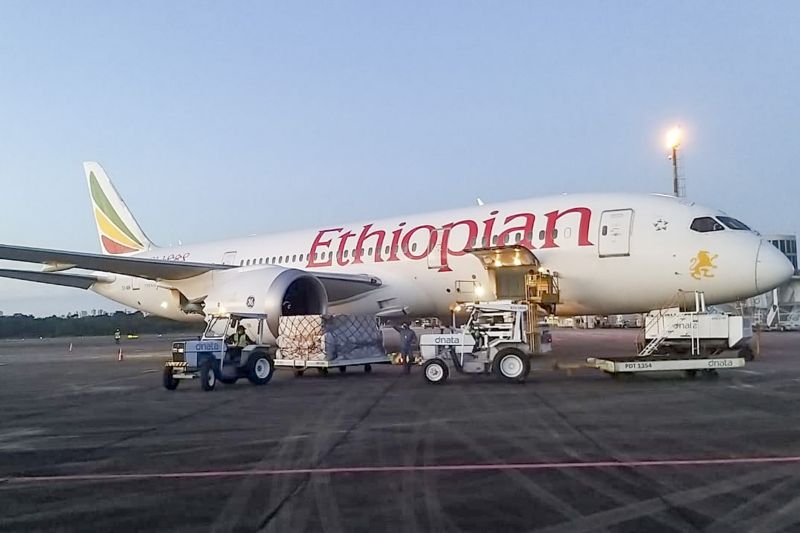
(0, 244), (383, 300)
(0, 244), (230, 280)
(0, 268), (100, 289)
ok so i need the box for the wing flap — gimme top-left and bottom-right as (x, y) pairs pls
(0, 244), (229, 281)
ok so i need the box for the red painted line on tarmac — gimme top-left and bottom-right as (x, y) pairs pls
(5, 455), (800, 484)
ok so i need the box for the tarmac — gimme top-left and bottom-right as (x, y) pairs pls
(1, 329), (799, 532)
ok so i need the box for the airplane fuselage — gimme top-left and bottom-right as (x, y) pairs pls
(91, 192), (790, 322)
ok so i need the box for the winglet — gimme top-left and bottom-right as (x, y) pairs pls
(84, 162), (154, 255)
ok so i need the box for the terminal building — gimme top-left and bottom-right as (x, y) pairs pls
(746, 234), (800, 328)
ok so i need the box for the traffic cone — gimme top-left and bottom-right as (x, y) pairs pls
(117, 348), (124, 361)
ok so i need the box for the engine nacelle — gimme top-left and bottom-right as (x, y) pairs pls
(203, 266), (328, 338)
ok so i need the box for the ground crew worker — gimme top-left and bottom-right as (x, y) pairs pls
(395, 323), (417, 374)
(114, 328), (121, 345)
(226, 325), (252, 362)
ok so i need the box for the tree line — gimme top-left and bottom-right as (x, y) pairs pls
(0, 312), (203, 339)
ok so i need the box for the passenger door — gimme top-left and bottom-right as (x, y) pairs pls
(598, 209), (634, 257)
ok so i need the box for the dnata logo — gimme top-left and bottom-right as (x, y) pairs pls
(434, 336), (462, 344)
(690, 250), (718, 280)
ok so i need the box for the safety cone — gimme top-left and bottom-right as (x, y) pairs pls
(117, 348), (124, 361)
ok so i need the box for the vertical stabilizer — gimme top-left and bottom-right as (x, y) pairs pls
(83, 162), (154, 255)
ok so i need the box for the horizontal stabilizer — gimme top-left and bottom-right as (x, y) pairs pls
(0, 268), (99, 289)
(0, 244), (230, 281)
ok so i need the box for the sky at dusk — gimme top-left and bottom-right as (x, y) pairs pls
(0, 1), (798, 315)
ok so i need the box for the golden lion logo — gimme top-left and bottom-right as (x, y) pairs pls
(690, 250), (718, 280)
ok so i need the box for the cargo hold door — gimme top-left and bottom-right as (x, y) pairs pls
(598, 209), (633, 257)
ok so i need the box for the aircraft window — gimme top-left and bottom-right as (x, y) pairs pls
(602, 226), (608, 236)
(272, 257), (276, 264)
(328, 251), (334, 260)
(717, 216), (751, 231)
(412, 242), (418, 252)
(368, 247), (373, 257)
(300, 254), (304, 262)
(246, 259), (250, 266)
(343, 250), (349, 258)
(277, 257), (282, 264)
(565, 227), (572, 238)
(526, 231), (533, 242)
(690, 217), (724, 233)
(552, 229), (558, 239)
(492, 235), (498, 245)
(384, 246), (390, 255)
(538, 230), (545, 241)
(240, 260), (244, 266)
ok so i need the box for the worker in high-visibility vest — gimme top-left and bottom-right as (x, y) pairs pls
(226, 325), (252, 362)
(114, 328), (121, 345)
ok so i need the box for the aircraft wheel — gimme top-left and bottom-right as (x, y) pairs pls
(423, 359), (448, 384)
(162, 367), (179, 390)
(200, 361), (216, 391)
(247, 353), (274, 385)
(494, 348), (530, 383)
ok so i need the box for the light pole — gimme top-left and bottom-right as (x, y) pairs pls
(666, 126), (682, 197)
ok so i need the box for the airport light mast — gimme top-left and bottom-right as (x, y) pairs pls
(666, 126), (683, 197)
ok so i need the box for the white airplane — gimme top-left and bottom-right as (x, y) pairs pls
(0, 162), (793, 341)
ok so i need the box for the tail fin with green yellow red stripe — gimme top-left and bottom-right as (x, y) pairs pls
(83, 162), (154, 255)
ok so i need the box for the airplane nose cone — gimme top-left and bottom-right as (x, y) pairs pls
(755, 240), (794, 293)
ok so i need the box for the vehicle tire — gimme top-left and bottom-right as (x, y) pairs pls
(163, 367), (179, 390)
(318, 367), (329, 376)
(339, 366), (347, 374)
(200, 361), (216, 391)
(494, 348), (530, 383)
(423, 359), (448, 384)
(294, 370), (305, 378)
(739, 346), (755, 362)
(364, 364), (372, 374)
(247, 353), (274, 385)
(219, 375), (238, 385)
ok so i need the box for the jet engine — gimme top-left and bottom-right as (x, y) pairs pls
(201, 266), (328, 338)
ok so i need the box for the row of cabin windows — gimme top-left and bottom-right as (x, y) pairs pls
(237, 230), (565, 266)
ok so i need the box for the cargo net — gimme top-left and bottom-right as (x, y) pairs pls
(277, 314), (386, 362)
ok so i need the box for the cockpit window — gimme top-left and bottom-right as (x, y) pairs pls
(717, 216), (751, 231)
(690, 217), (724, 233)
